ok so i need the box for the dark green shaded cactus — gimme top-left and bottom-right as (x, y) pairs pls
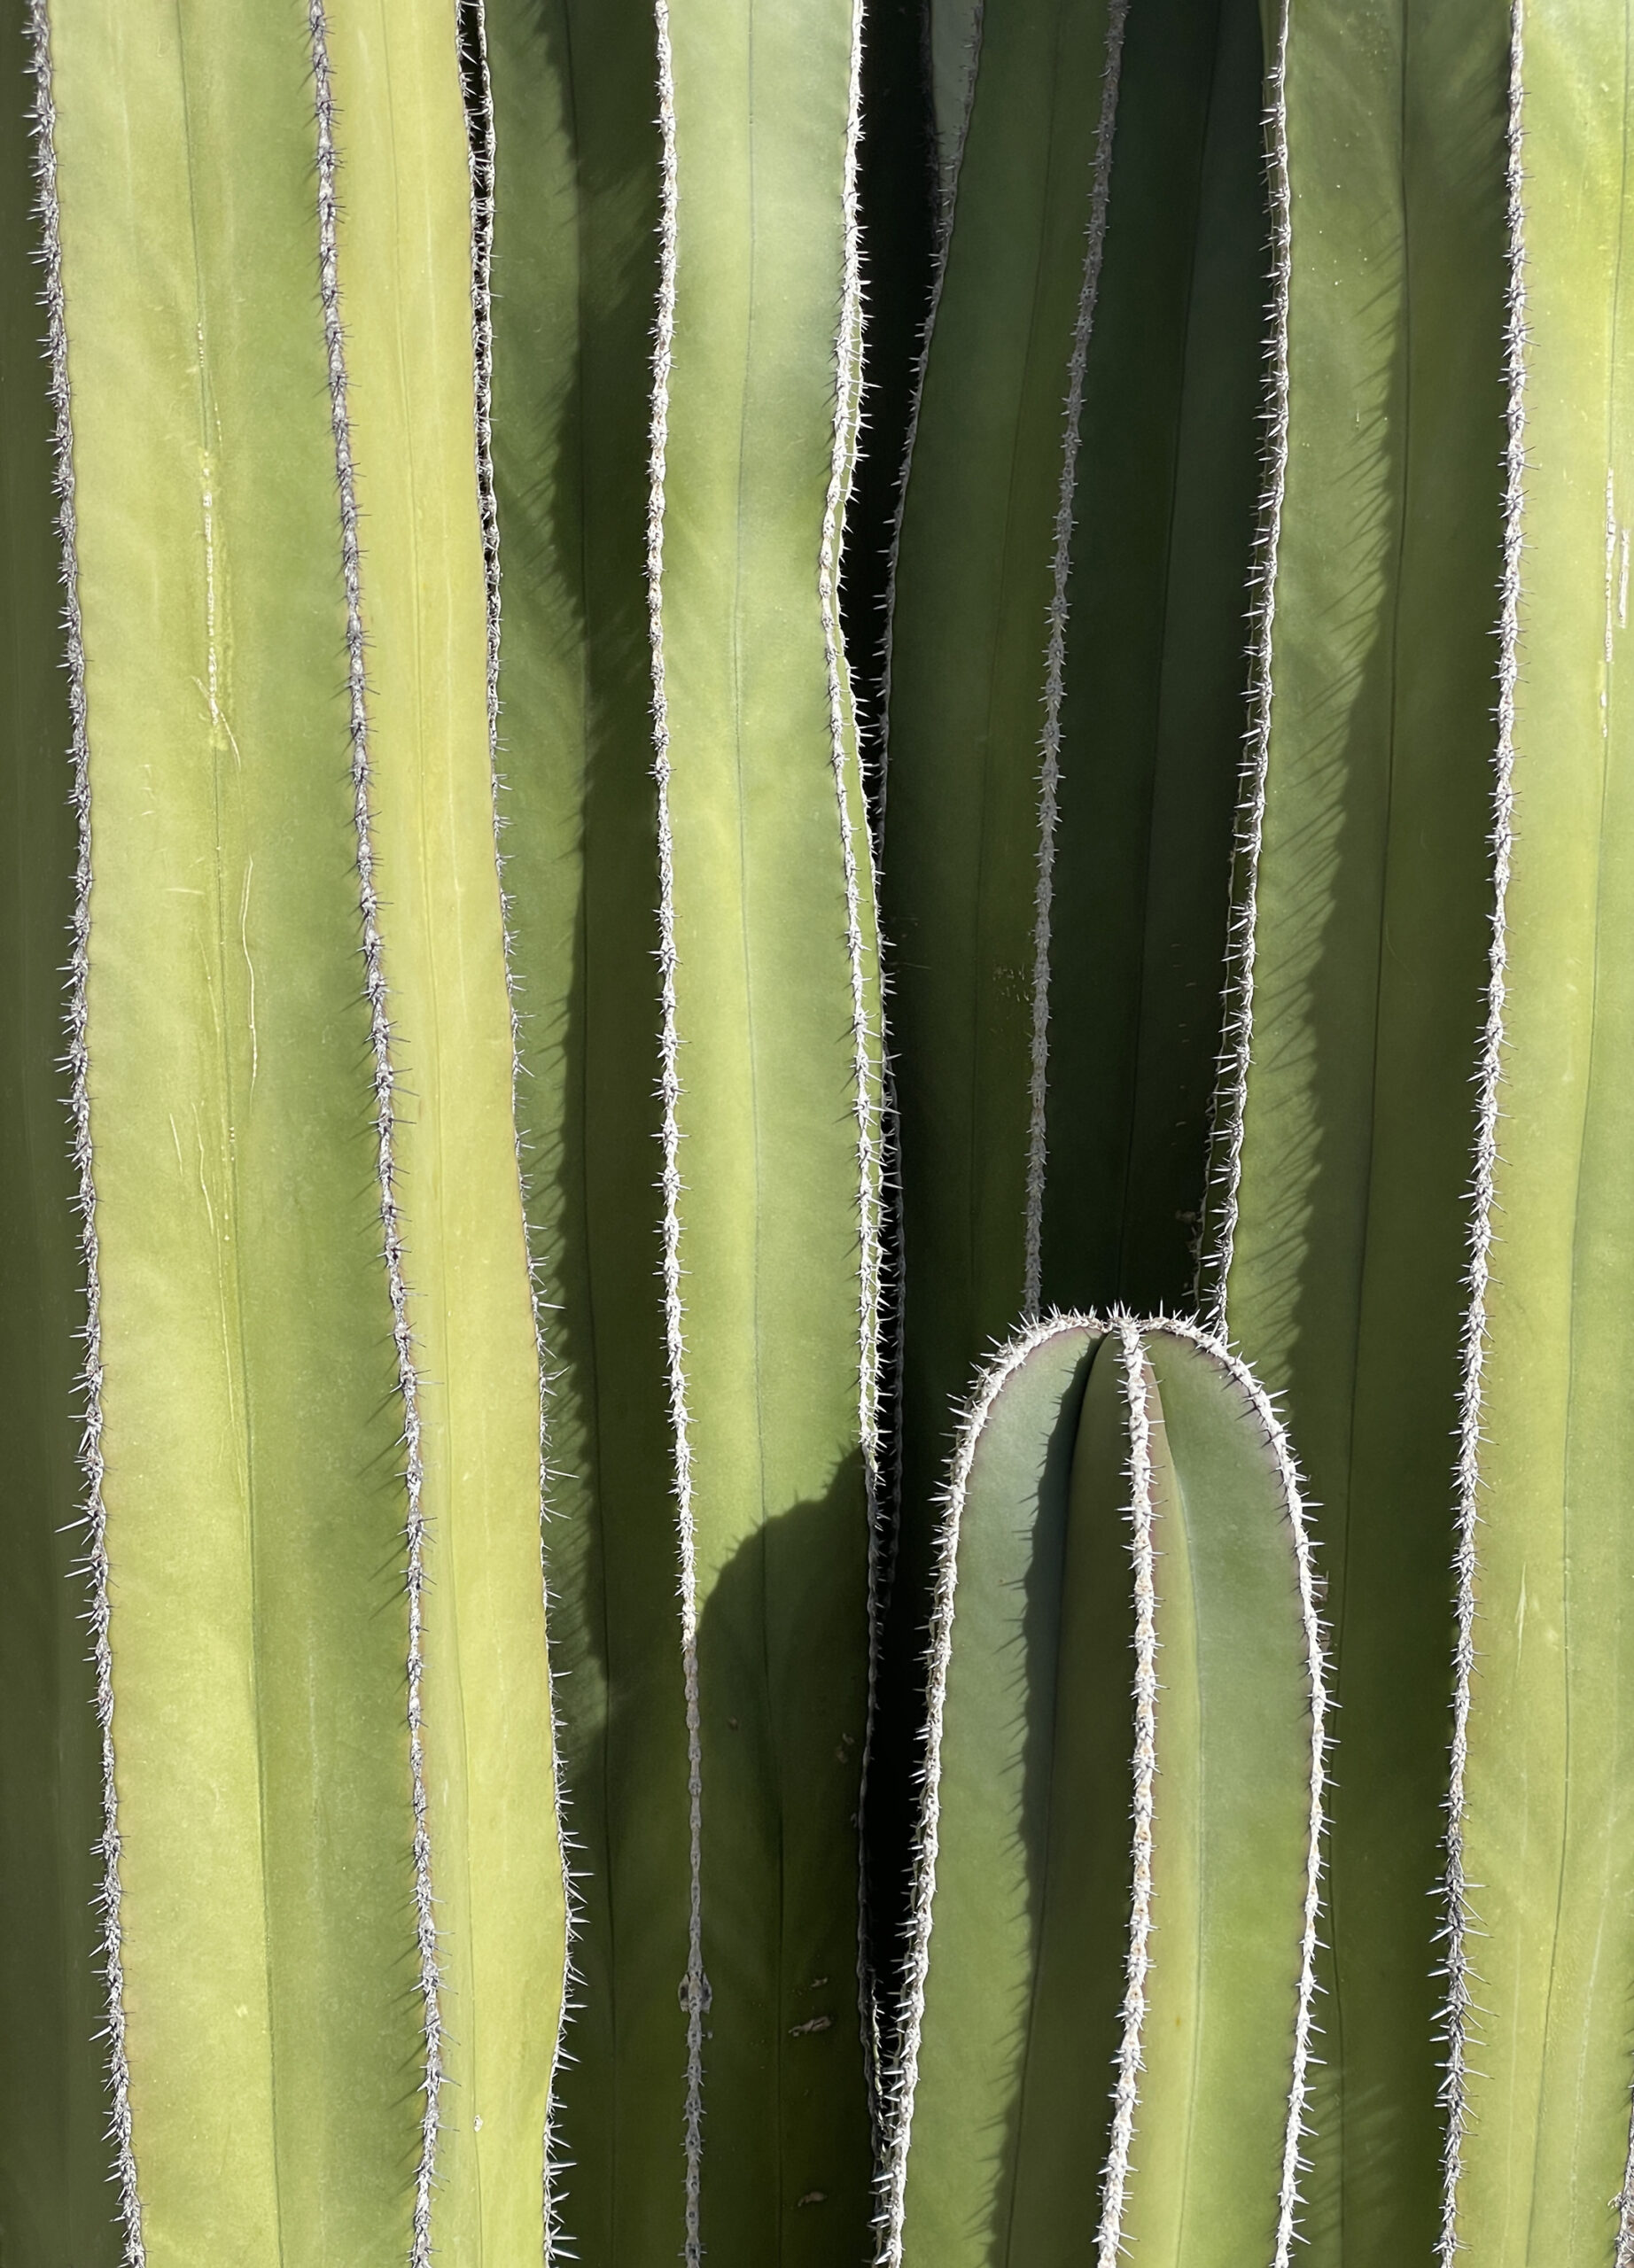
(881, 1315), (1325, 2267)
(1199, 0), (1509, 2254)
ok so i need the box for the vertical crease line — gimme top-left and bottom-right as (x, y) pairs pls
(873, 1310), (1103, 2264)
(27, 9), (144, 2258)
(1021, 0), (1130, 1317)
(1197, 0), (1293, 1331)
(307, 10), (443, 2257)
(1151, 1316), (1328, 2264)
(455, 8), (580, 2258)
(646, 7), (704, 2261)
(820, 0), (891, 2144)
(1443, 4), (1525, 2255)
(1095, 1315), (1159, 2264)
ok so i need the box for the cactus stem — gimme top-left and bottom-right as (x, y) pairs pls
(457, 6), (579, 2248)
(821, 0), (891, 2137)
(26, 7), (144, 2256)
(875, 1308), (1101, 2265)
(644, 8), (704, 2259)
(1441, 6), (1525, 2257)
(307, 9), (444, 2254)
(1159, 1313), (1328, 2265)
(1094, 1315), (1160, 2264)
(1020, 1), (1129, 1319)
(1199, 0), (1294, 1329)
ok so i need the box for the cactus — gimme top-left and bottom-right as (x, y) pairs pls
(1443, 6), (1634, 2258)
(876, 0), (1266, 1985)
(4, 0), (564, 2254)
(1201, 0), (1508, 2250)
(880, 1315), (1325, 2267)
(485, 0), (885, 2256)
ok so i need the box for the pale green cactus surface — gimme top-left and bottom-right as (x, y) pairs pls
(8, 1), (1634, 2264)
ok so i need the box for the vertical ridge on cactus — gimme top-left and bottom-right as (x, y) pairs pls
(1445, 5), (1634, 2259)
(881, 1314), (1324, 2268)
(1, 9), (124, 2257)
(1202, 1), (1509, 2249)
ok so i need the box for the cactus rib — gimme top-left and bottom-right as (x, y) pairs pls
(1442, 2), (1525, 2246)
(1199, 0), (1291, 1327)
(644, 12), (704, 2252)
(24, 7), (140, 2253)
(307, 13), (445, 2241)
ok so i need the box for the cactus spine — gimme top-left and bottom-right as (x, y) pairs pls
(883, 1316), (1325, 2268)
(1444, 6), (1634, 2258)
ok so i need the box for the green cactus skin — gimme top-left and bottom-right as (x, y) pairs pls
(1443, 8), (1634, 2258)
(486, 0), (885, 2256)
(1202, 0), (1508, 2251)
(877, 0), (1265, 1997)
(1038, 0), (1264, 1319)
(882, 1315), (1324, 2268)
(0, 12), (108, 2256)
(480, 4), (682, 2259)
(30, 0), (564, 2254)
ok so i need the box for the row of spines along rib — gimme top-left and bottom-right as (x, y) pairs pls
(2, 1), (563, 2258)
(485, 0), (886, 2262)
(880, 1315), (1325, 2268)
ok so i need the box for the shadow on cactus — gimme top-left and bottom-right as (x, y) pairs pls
(878, 1315), (1327, 2268)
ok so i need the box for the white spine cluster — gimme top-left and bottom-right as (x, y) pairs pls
(1441, 5), (1527, 2256)
(26, 7), (144, 2256)
(644, 10), (705, 2260)
(1021, 0), (1130, 1318)
(307, 10), (444, 2258)
(1199, 0), (1294, 1329)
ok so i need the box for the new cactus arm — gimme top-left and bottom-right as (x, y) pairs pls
(886, 1317), (1322, 2268)
(317, 3), (564, 2252)
(1447, 6), (1634, 2258)
(1207, 1), (1507, 2249)
(481, 3), (684, 2260)
(0, 11), (105, 2252)
(41, 0), (423, 2253)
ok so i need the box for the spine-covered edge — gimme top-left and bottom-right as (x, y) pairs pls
(454, 8), (582, 2257)
(645, 8), (705, 2261)
(1152, 1313), (1328, 2265)
(1441, 4), (1526, 2254)
(1196, 0), (1293, 1328)
(874, 1309), (1105, 2264)
(26, 7), (144, 2256)
(1020, 0), (1130, 1317)
(307, 10), (444, 2256)
(820, 0), (892, 2140)
(1093, 1315), (1160, 2262)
